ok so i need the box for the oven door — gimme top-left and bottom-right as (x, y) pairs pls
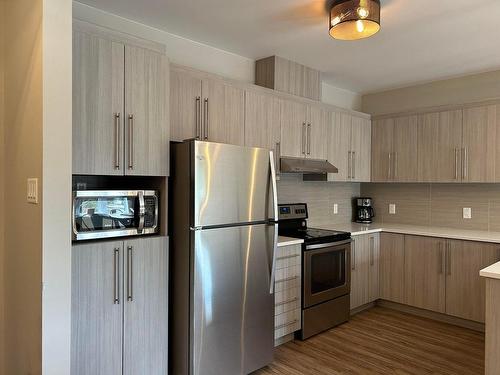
(72, 190), (146, 241)
(303, 240), (351, 308)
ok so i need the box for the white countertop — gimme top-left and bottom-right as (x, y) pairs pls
(315, 222), (500, 244)
(480, 262), (500, 280)
(277, 236), (304, 247)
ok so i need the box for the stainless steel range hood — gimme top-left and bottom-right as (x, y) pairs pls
(280, 157), (338, 181)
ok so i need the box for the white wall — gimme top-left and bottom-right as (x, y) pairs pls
(42, 0), (72, 374)
(73, 1), (363, 111)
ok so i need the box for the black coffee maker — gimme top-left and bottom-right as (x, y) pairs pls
(354, 198), (375, 224)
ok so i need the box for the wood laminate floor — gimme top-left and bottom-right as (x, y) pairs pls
(255, 307), (485, 375)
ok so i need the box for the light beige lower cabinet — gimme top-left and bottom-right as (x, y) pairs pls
(446, 240), (500, 323)
(71, 236), (169, 375)
(274, 243), (302, 343)
(350, 234), (380, 310)
(379, 233), (405, 304)
(404, 235), (446, 313)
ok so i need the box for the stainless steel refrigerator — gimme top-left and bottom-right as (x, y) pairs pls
(170, 140), (278, 375)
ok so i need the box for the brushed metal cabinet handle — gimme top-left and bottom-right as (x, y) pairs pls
(370, 236), (375, 266)
(438, 242), (446, 275)
(351, 239), (356, 271)
(393, 152), (398, 181)
(454, 148), (459, 180)
(114, 113), (121, 170)
(203, 98), (209, 140)
(195, 96), (201, 139)
(127, 115), (134, 170)
(352, 151), (356, 180)
(307, 123), (311, 155)
(113, 248), (120, 305)
(348, 151), (352, 179)
(275, 142), (281, 176)
(388, 152), (392, 181)
(301, 123), (306, 155)
(447, 243), (452, 276)
(127, 246), (133, 302)
(464, 147), (469, 180)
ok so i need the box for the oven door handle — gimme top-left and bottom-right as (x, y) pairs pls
(306, 239), (352, 251)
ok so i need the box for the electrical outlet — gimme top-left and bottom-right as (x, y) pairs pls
(389, 204), (396, 215)
(333, 203), (339, 215)
(463, 207), (472, 219)
(27, 178), (38, 204)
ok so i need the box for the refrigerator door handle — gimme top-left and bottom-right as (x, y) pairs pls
(269, 150), (279, 221)
(269, 223), (278, 294)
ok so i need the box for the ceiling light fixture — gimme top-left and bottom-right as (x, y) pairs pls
(329, 0), (381, 41)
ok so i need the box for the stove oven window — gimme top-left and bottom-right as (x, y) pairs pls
(310, 250), (346, 294)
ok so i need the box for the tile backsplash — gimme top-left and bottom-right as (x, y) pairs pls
(361, 183), (500, 231)
(277, 174), (360, 226)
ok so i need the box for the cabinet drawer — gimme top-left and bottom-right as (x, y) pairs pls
(274, 265), (301, 292)
(275, 250), (301, 270)
(275, 287), (301, 315)
(274, 308), (301, 340)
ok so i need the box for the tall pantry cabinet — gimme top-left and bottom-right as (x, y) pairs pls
(73, 21), (169, 176)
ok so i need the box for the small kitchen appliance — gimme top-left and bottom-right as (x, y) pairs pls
(72, 190), (159, 241)
(278, 203), (351, 340)
(355, 197), (375, 224)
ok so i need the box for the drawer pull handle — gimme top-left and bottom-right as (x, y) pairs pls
(276, 254), (300, 261)
(275, 276), (299, 284)
(275, 297), (299, 307)
(275, 319), (299, 330)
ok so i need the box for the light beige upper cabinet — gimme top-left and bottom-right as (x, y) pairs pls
(73, 25), (169, 176)
(170, 66), (245, 146)
(328, 112), (371, 182)
(462, 104), (499, 183)
(446, 240), (500, 323)
(280, 100), (327, 160)
(124, 46), (169, 176)
(404, 235), (446, 313)
(244, 90), (281, 171)
(417, 110), (463, 182)
(379, 233), (405, 304)
(170, 68), (203, 142)
(73, 31), (125, 176)
(327, 112), (351, 181)
(371, 115), (418, 182)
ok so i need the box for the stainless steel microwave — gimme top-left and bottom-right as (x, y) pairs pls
(72, 190), (159, 241)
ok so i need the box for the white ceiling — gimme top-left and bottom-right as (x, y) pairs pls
(77, 0), (500, 93)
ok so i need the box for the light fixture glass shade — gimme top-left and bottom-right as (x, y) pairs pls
(329, 0), (381, 41)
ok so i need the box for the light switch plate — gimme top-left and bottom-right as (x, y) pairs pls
(463, 207), (472, 219)
(333, 203), (339, 215)
(27, 178), (38, 204)
(389, 204), (396, 215)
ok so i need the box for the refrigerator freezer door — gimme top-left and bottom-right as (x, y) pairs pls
(193, 141), (274, 227)
(192, 224), (275, 375)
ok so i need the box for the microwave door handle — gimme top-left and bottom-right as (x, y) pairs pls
(137, 191), (145, 233)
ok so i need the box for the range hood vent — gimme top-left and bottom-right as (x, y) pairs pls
(280, 157), (338, 182)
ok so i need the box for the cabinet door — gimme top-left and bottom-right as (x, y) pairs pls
(393, 115), (418, 182)
(73, 31), (125, 175)
(170, 68), (203, 142)
(463, 105), (498, 182)
(350, 235), (370, 310)
(446, 240), (500, 323)
(280, 99), (308, 158)
(71, 242), (123, 375)
(379, 233), (405, 303)
(244, 90), (281, 173)
(351, 116), (372, 182)
(328, 112), (351, 182)
(123, 237), (169, 375)
(404, 236), (446, 313)
(307, 106), (328, 160)
(371, 118), (394, 182)
(125, 46), (169, 176)
(202, 79), (245, 145)
(368, 234), (380, 302)
(418, 110), (463, 182)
